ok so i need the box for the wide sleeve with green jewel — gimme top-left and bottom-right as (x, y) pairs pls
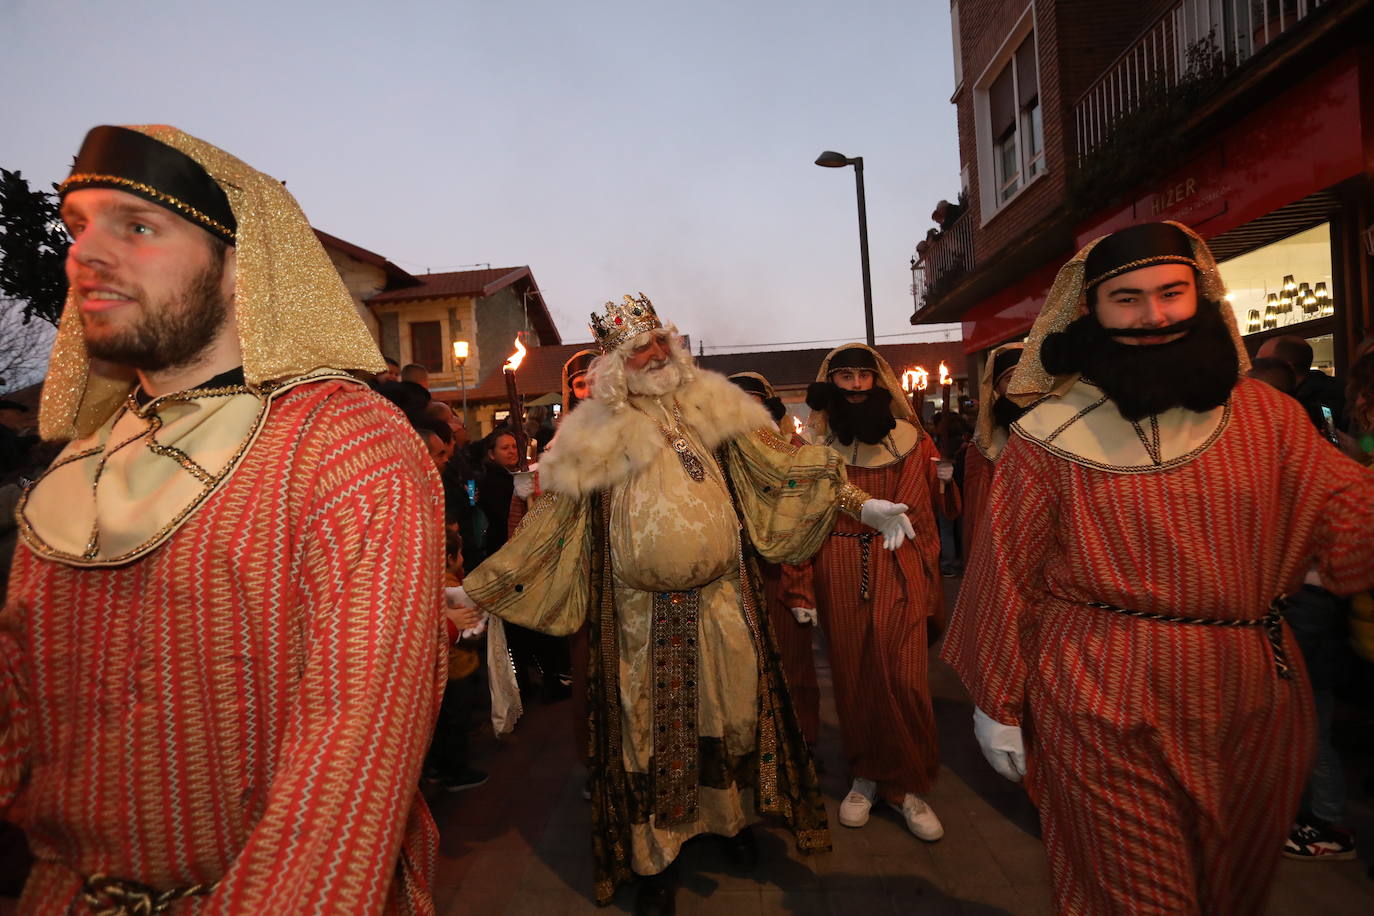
(723, 426), (872, 565)
(463, 491), (595, 635)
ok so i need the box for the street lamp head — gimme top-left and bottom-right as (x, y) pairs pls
(452, 340), (469, 361)
(815, 150), (852, 168)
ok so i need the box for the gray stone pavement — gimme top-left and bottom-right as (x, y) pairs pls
(426, 582), (1374, 915)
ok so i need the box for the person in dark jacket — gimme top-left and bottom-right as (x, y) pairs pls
(1258, 336), (1345, 433)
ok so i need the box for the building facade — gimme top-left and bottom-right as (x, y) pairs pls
(915, 0), (1374, 378)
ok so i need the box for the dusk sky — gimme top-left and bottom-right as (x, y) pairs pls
(3, 0), (963, 352)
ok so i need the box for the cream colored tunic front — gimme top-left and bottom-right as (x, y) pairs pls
(608, 403), (760, 870)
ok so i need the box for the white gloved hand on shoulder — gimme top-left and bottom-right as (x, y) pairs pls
(859, 498), (917, 550)
(973, 706), (1026, 782)
(790, 607), (817, 626)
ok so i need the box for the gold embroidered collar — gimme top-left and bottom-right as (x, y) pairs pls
(1011, 379), (1230, 473)
(18, 370), (353, 567)
(822, 418), (920, 469)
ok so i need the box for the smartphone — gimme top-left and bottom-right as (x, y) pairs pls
(1320, 405), (1340, 445)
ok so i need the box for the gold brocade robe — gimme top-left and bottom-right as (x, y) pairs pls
(464, 373), (861, 902)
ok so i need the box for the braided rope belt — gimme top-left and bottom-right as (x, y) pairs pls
(829, 530), (875, 600)
(82, 874), (218, 915)
(1083, 595), (1293, 680)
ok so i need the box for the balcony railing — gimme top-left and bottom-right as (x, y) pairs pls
(1074, 0), (1336, 161)
(914, 210), (975, 311)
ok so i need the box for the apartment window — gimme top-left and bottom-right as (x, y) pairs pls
(409, 320), (444, 372)
(988, 32), (1041, 203)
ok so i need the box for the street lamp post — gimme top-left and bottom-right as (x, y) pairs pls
(452, 340), (470, 427)
(816, 150), (875, 347)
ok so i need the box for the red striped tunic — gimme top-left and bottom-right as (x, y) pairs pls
(0, 381), (447, 915)
(787, 435), (947, 800)
(959, 444), (993, 565)
(759, 561), (819, 747)
(943, 379), (1374, 914)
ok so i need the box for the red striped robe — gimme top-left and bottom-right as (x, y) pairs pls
(786, 434), (948, 801)
(943, 379), (1374, 914)
(0, 381), (447, 915)
(760, 561), (819, 747)
(959, 444), (993, 565)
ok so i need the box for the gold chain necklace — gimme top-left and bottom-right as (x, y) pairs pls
(633, 398), (707, 482)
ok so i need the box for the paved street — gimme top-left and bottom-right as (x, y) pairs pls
(425, 582), (1374, 915)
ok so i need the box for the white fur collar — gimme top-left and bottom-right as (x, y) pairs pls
(539, 369), (770, 496)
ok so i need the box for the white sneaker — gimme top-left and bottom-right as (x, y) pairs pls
(838, 778), (877, 827)
(890, 794), (944, 841)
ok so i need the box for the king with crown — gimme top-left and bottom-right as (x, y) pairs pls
(449, 295), (917, 913)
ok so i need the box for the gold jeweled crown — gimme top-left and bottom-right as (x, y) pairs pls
(589, 293), (663, 354)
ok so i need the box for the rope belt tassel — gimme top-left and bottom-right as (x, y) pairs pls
(82, 874), (218, 915)
(1084, 595), (1293, 679)
(830, 530), (875, 600)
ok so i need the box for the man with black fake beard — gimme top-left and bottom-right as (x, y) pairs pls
(785, 345), (958, 845)
(446, 297), (917, 914)
(942, 221), (1374, 914)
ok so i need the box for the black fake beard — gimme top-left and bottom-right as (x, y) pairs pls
(806, 382), (896, 445)
(764, 395), (785, 423)
(1040, 300), (1239, 422)
(991, 395), (1027, 429)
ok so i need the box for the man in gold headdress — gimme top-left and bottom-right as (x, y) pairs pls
(785, 344), (956, 843)
(447, 297), (916, 913)
(958, 343), (1023, 563)
(943, 221), (1374, 913)
(0, 126), (446, 913)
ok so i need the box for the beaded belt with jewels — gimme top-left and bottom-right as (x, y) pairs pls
(829, 530), (876, 600)
(1082, 595), (1294, 680)
(82, 873), (218, 915)
(651, 588), (702, 824)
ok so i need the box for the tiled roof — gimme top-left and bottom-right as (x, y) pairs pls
(435, 340), (968, 405)
(367, 267), (530, 303)
(698, 341), (969, 389)
(433, 342), (599, 404)
(313, 229), (419, 288)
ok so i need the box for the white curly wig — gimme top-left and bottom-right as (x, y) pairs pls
(588, 325), (698, 410)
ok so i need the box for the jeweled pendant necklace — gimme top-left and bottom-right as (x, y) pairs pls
(635, 398), (706, 481)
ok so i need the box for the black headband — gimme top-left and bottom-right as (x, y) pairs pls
(60, 126), (237, 244)
(1084, 222), (1196, 290)
(729, 375), (770, 399)
(827, 347), (879, 373)
(991, 348), (1023, 381)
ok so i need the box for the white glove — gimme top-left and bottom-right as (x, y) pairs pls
(859, 498), (917, 550)
(791, 607), (817, 626)
(936, 460), (954, 482)
(444, 586), (488, 639)
(512, 469), (536, 501)
(973, 707), (1026, 782)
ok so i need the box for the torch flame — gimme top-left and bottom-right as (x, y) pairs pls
(503, 336), (528, 372)
(901, 366), (930, 392)
(938, 361), (951, 386)
(793, 415), (804, 436)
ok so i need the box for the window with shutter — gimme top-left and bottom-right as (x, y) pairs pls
(409, 321), (444, 373)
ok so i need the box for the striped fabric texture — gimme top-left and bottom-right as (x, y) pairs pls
(944, 378), (1374, 913)
(786, 434), (947, 801)
(1, 381), (448, 915)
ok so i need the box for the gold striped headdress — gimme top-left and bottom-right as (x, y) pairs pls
(43, 124), (385, 440)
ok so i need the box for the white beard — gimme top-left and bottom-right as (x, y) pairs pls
(626, 361), (683, 397)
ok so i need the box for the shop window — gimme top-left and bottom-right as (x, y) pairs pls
(1220, 223), (1334, 339)
(409, 320), (445, 372)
